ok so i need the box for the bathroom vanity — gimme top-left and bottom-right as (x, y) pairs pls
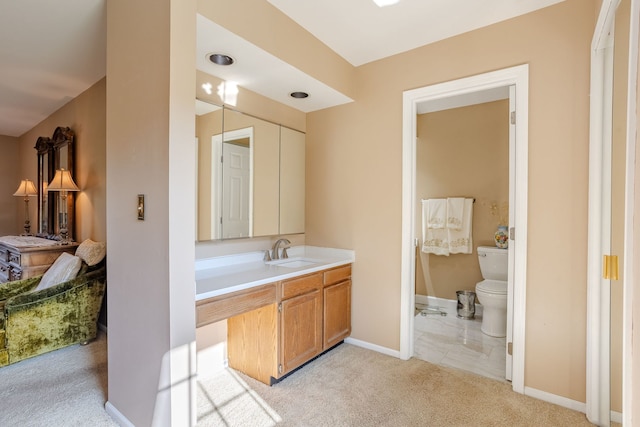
(195, 246), (354, 384)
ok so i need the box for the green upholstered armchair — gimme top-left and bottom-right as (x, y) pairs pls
(0, 263), (106, 367)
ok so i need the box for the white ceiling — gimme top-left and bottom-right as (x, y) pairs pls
(196, 15), (354, 113)
(267, 0), (564, 67)
(1, 0), (562, 138)
(0, 0), (106, 137)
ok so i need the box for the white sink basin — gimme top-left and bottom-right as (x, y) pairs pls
(266, 257), (320, 268)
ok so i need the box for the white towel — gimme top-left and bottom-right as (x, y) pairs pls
(448, 198), (473, 254)
(446, 197), (465, 230)
(426, 198), (446, 229)
(422, 200), (449, 255)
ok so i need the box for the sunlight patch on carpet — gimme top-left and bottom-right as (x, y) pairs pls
(197, 368), (282, 426)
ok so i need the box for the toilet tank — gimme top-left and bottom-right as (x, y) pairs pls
(477, 246), (508, 281)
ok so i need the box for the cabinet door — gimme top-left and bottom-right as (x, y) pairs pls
(280, 289), (323, 375)
(227, 303), (278, 385)
(323, 280), (351, 350)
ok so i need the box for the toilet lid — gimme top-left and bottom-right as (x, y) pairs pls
(477, 279), (507, 295)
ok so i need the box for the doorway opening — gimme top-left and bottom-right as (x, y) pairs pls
(400, 65), (529, 393)
(414, 96), (510, 382)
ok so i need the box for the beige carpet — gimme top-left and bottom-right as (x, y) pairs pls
(0, 332), (116, 427)
(197, 343), (594, 427)
(0, 333), (594, 426)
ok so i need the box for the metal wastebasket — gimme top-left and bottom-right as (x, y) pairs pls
(456, 290), (476, 319)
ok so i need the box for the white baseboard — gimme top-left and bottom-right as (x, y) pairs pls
(344, 337), (400, 358)
(524, 387), (586, 414)
(105, 401), (135, 427)
(415, 294), (429, 305)
(611, 410), (622, 424)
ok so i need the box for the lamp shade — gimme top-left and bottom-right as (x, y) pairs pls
(48, 169), (79, 192)
(13, 179), (38, 197)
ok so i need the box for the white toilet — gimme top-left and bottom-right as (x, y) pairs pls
(475, 246), (508, 337)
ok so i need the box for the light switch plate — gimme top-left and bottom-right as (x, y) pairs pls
(137, 194), (145, 220)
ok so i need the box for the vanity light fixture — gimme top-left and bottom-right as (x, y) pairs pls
(202, 82), (213, 95)
(373, 0), (400, 6)
(217, 81), (239, 106)
(290, 91), (309, 99)
(13, 179), (38, 236)
(47, 169), (80, 245)
(208, 53), (234, 66)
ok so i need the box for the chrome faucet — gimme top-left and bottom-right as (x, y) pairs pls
(271, 238), (291, 260)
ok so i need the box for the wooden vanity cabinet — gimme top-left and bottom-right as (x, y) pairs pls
(323, 265), (352, 350)
(279, 272), (323, 376)
(227, 303), (279, 385)
(224, 264), (352, 385)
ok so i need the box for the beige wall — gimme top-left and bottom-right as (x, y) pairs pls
(415, 100), (509, 300)
(305, 0), (594, 403)
(106, 0), (196, 425)
(0, 135), (20, 235)
(16, 78), (107, 242)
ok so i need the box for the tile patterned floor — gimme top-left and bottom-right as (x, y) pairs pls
(413, 304), (507, 382)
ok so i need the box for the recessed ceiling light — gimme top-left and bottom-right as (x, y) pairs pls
(208, 53), (234, 66)
(373, 0), (399, 7)
(290, 91), (309, 99)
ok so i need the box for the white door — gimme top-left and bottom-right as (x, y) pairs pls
(221, 142), (250, 238)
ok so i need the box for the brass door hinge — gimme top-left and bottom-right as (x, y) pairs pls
(507, 342), (513, 356)
(603, 255), (619, 280)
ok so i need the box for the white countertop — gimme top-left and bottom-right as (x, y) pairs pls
(195, 246), (355, 301)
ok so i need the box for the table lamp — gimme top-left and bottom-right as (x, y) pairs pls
(13, 179), (38, 236)
(47, 169), (79, 244)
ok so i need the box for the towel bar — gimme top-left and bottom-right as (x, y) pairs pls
(421, 197), (475, 203)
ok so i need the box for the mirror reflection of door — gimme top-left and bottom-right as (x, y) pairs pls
(221, 140), (251, 238)
(219, 128), (253, 239)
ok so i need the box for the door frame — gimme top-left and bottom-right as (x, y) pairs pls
(400, 64), (529, 393)
(587, 0), (639, 424)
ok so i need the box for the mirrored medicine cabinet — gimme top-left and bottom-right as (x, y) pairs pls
(196, 99), (305, 241)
